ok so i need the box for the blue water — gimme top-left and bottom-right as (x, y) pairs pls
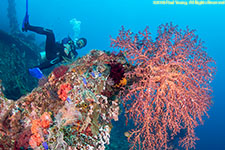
(1, 0), (225, 149)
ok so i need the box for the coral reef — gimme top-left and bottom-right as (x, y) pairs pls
(0, 23), (216, 150)
(0, 50), (128, 149)
(111, 23), (216, 149)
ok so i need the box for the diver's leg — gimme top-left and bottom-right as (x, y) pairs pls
(44, 28), (57, 60)
(27, 25), (57, 60)
(27, 25), (53, 36)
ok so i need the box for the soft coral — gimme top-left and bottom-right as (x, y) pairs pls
(57, 83), (72, 101)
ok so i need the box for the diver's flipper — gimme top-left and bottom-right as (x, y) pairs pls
(29, 67), (44, 79)
(22, 14), (29, 32)
(22, 0), (29, 32)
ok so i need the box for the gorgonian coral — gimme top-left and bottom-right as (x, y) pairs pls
(111, 23), (216, 150)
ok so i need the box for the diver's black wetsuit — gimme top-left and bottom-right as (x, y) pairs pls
(27, 25), (78, 70)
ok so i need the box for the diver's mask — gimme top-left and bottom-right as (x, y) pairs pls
(76, 38), (87, 49)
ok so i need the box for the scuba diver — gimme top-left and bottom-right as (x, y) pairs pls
(22, 17), (87, 70)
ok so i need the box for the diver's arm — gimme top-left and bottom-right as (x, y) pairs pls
(37, 57), (61, 70)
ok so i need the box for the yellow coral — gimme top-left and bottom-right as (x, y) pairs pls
(115, 77), (127, 87)
(120, 78), (127, 86)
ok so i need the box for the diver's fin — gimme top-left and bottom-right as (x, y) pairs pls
(22, 14), (29, 32)
(29, 67), (45, 79)
(22, 0), (29, 32)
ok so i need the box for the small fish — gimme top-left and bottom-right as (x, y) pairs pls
(66, 97), (72, 103)
(98, 73), (102, 77)
(124, 131), (131, 138)
(91, 72), (95, 78)
(83, 77), (87, 85)
(42, 142), (48, 150)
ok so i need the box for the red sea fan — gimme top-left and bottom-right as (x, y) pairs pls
(111, 23), (216, 150)
(52, 65), (69, 78)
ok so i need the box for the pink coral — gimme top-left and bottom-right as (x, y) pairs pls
(111, 23), (216, 149)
